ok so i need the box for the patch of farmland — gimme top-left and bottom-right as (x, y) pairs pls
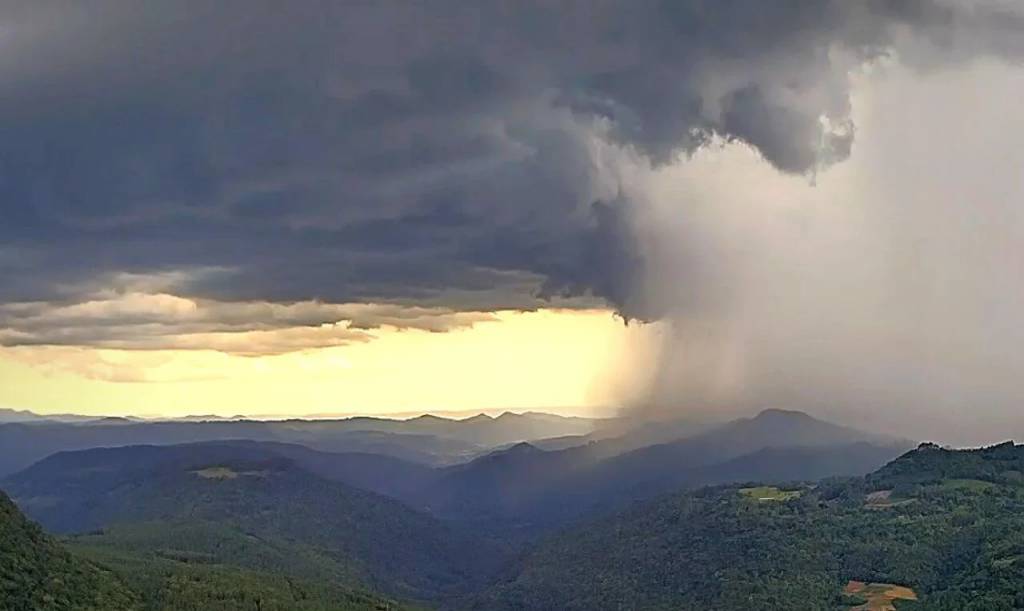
(738, 486), (802, 502)
(843, 580), (918, 611)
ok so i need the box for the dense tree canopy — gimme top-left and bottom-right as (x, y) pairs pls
(5, 440), (1024, 610)
(477, 443), (1024, 610)
(0, 491), (136, 611)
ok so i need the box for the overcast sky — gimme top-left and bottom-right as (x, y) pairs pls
(1, 1), (1023, 443)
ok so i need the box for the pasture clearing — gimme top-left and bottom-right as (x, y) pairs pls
(843, 580), (918, 611)
(738, 486), (802, 502)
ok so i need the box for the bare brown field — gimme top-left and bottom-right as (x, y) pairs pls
(864, 490), (915, 510)
(844, 580), (918, 611)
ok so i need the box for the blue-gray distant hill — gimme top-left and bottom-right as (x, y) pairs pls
(0, 411), (600, 477)
(410, 409), (913, 536)
(4, 410), (913, 545)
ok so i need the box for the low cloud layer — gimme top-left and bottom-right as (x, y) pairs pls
(0, 287), (494, 355)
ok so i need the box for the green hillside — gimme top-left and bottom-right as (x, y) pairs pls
(9, 439), (1024, 610)
(477, 442), (1024, 610)
(2, 489), (404, 611)
(68, 536), (402, 611)
(5, 443), (505, 603)
(0, 490), (137, 611)
(68, 520), (363, 586)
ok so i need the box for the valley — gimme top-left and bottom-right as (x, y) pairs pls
(2, 409), (1019, 609)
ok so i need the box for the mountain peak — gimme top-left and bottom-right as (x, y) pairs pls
(751, 408), (815, 422)
(463, 413), (494, 423)
(488, 441), (541, 458)
(409, 414), (450, 423)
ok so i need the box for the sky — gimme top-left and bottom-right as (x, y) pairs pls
(1, 2), (1024, 443)
(0, 309), (651, 418)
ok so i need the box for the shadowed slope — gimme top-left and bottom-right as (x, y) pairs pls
(4, 443), (504, 603)
(414, 410), (910, 534)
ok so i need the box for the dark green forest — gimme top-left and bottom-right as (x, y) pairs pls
(1, 491), (406, 611)
(478, 442), (1024, 610)
(4, 438), (1024, 610)
(0, 491), (134, 611)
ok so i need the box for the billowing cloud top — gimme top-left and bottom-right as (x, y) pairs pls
(0, 0), (1020, 353)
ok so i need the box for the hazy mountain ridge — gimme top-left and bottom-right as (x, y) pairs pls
(2, 410), (912, 543)
(0, 411), (601, 477)
(0, 407), (114, 425)
(410, 409), (912, 534)
(9, 439), (437, 506)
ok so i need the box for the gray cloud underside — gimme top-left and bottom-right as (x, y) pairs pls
(0, 295), (497, 355)
(0, 0), (1021, 350)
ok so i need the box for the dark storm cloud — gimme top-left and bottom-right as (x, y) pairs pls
(0, 0), (1019, 349)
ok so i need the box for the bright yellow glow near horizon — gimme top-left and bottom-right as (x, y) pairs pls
(0, 309), (655, 419)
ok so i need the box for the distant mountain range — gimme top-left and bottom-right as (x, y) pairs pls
(3, 409), (913, 540)
(0, 410), (602, 477)
(0, 407), (105, 424)
(0, 406), (940, 610)
(408, 409), (912, 535)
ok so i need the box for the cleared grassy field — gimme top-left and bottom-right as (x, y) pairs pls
(937, 478), (997, 492)
(191, 466), (267, 479)
(192, 467), (240, 479)
(738, 486), (802, 502)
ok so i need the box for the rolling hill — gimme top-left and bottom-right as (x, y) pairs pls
(5, 413), (1019, 610)
(65, 524), (409, 611)
(410, 409), (911, 535)
(475, 442), (1024, 610)
(3, 410), (911, 543)
(1, 486), (407, 610)
(2, 443), (504, 603)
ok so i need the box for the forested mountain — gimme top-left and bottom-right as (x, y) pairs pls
(3, 443), (505, 603)
(413, 410), (910, 534)
(0, 421), (472, 476)
(1, 488), (404, 611)
(3, 412), (910, 544)
(476, 442), (1024, 610)
(0, 490), (135, 610)
(7, 439), (437, 501)
(2, 439), (444, 530)
(66, 525), (410, 611)
(7, 413), (1018, 611)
